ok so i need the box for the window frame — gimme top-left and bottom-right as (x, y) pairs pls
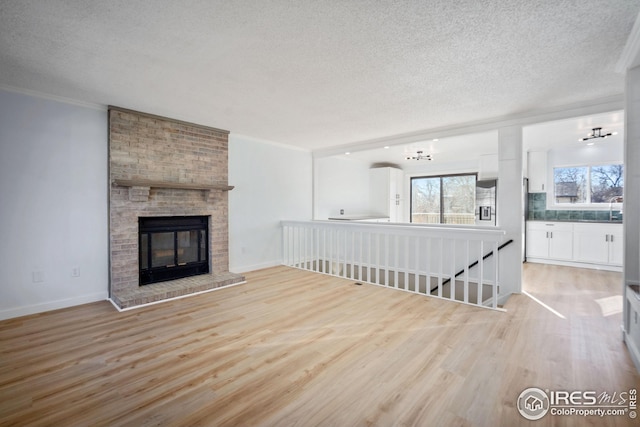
(409, 172), (477, 224)
(550, 162), (624, 209)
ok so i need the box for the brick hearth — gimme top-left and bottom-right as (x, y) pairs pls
(108, 107), (244, 309)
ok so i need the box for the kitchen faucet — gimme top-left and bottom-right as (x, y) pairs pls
(609, 196), (623, 221)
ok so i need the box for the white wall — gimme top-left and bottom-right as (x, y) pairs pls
(0, 89), (109, 320)
(229, 134), (312, 273)
(313, 156), (371, 219)
(623, 66), (640, 373)
(547, 141), (623, 169)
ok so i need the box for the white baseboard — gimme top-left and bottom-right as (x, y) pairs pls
(0, 292), (109, 321)
(526, 258), (622, 272)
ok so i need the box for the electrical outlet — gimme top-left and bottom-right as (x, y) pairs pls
(32, 271), (44, 283)
(72, 267), (80, 277)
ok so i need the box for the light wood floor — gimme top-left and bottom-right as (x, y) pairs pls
(1, 263), (638, 426)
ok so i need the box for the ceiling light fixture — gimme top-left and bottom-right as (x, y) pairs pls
(579, 127), (618, 142)
(405, 150), (432, 161)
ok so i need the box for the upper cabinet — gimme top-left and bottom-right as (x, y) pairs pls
(478, 154), (498, 180)
(527, 151), (547, 193)
(370, 167), (405, 222)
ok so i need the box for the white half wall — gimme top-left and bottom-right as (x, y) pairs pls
(229, 134), (312, 273)
(0, 89), (109, 320)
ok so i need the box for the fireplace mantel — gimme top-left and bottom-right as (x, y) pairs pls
(113, 179), (234, 202)
(113, 178), (234, 191)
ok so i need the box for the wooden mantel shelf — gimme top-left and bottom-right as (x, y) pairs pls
(113, 179), (234, 192)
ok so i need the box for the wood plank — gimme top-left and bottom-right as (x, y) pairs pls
(0, 264), (638, 426)
(113, 178), (234, 191)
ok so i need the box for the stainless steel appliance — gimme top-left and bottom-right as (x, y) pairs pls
(475, 179), (497, 226)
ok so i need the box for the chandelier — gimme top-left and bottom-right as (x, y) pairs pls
(405, 150), (432, 161)
(579, 127), (617, 142)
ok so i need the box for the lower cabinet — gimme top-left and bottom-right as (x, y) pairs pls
(573, 223), (623, 266)
(526, 221), (623, 269)
(526, 222), (574, 261)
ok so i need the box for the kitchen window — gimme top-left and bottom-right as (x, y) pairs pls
(410, 173), (476, 224)
(553, 164), (623, 205)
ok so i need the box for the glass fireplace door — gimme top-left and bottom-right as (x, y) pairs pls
(139, 216), (209, 285)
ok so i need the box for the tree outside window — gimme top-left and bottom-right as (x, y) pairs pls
(411, 174), (476, 224)
(554, 167), (587, 203)
(411, 177), (440, 224)
(553, 164), (623, 204)
(590, 164), (623, 202)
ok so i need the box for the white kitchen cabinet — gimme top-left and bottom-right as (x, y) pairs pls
(573, 223), (623, 266)
(527, 221), (623, 270)
(526, 222), (573, 261)
(370, 167), (404, 222)
(609, 227), (624, 266)
(526, 226), (551, 259)
(527, 151), (547, 193)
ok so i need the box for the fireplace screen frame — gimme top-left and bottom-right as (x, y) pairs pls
(138, 216), (209, 285)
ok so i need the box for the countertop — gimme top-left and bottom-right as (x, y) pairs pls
(527, 219), (622, 224)
(328, 215), (390, 221)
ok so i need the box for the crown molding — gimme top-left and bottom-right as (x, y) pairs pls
(0, 84), (106, 110)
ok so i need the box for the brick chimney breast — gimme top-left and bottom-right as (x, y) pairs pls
(108, 107), (244, 309)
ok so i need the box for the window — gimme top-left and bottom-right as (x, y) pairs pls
(553, 164), (623, 204)
(410, 174), (476, 224)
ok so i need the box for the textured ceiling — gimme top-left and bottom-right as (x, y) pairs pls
(0, 0), (638, 150)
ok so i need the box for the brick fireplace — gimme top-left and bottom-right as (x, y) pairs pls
(109, 107), (244, 309)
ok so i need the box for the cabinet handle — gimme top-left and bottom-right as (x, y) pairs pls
(606, 235), (609, 242)
(550, 232), (553, 238)
(546, 231), (549, 238)
(610, 235), (614, 242)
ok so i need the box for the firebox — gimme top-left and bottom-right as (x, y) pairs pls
(139, 216), (209, 285)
